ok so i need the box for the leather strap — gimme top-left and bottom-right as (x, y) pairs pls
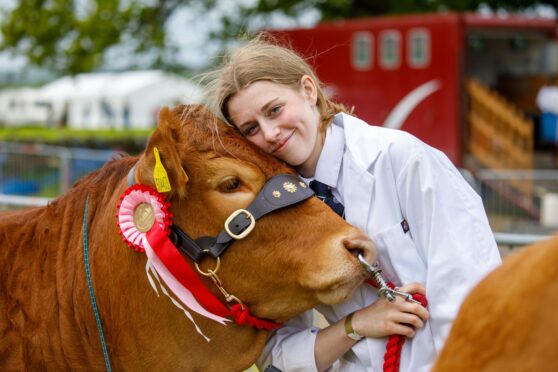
(172, 174), (315, 262)
(170, 226), (213, 262)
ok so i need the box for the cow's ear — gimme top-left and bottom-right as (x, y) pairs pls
(135, 107), (188, 198)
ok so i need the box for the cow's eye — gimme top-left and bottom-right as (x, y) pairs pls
(218, 176), (241, 193)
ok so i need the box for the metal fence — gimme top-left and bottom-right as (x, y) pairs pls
(0, 141), (122, 210)
(1, 144), (556, 248)
(475, 169), (558, 236)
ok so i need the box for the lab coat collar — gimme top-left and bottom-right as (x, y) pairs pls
(343, 154), (375, 229)
(338, 112), (383, 166)
(313, 116), (345, 187)
(335, 113), (376, 229)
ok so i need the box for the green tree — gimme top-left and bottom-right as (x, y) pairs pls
(0, 0), (215, 74)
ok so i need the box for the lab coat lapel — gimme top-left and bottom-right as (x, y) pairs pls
(343, 155), (374, 232)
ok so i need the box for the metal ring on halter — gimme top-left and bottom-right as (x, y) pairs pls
(195, 256), (221, 276)
(225, 209), (256, 240)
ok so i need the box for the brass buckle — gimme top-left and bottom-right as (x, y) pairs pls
(224, 209), (255, 240)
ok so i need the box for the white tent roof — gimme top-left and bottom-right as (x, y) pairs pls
(39, 70), (199, 100)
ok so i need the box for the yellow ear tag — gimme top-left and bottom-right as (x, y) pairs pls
(153, 147), (171, 193)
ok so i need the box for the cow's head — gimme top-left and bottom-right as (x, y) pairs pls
(133, 105), (376, 322)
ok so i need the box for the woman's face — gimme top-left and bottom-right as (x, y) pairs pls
(227, 76), (323, 177)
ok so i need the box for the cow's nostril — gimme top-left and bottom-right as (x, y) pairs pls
(343, 239), (364, 257)
(350, 247), (363, 258)
(343, 235), (378, 265)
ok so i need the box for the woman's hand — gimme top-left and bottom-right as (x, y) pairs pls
(351, 282), (430, 338)
(314, 282), (429, 371)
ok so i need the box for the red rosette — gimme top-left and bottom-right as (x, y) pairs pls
(116, 184), (172, 252)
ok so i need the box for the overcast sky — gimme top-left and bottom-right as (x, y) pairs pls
(0, 0), (26, 72)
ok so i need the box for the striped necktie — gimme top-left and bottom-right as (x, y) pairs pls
(310, 180), (344, 218)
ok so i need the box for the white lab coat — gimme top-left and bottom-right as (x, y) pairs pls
(258, 113), (501, 372)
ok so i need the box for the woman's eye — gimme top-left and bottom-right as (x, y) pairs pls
(270, 105), (281, 116)
(218, 176), (241, 193)
(244, 124), (258, 137)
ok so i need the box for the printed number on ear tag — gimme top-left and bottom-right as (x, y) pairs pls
(153, 147), (171, 193)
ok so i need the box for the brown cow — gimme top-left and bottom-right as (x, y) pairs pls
(0, 105), (376, 370)
(434, 235), (558, 371)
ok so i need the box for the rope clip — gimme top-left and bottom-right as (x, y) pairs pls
(357, 254), (421, 305)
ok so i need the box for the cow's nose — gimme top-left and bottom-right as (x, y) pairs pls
(342, 234), (377, 265)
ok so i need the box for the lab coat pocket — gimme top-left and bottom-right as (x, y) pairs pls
(371, 221), (426, 286)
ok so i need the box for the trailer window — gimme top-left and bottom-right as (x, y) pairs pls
(380, 30), (401, 70)
(408, 28), (430, 68)
(352, 32), (373, 70)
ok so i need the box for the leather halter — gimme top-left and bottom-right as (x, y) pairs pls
(169, 174), (315, 262)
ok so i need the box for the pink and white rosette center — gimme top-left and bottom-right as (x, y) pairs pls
(116, 184), (172, 252)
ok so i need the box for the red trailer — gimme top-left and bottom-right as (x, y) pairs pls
(272, 12), (558, 168)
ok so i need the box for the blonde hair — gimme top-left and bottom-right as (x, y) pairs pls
(201, 33), (351, 132)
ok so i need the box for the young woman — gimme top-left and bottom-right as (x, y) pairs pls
(202, 36), (501, 372)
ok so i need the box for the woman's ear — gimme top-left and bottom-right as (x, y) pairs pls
(300, 75), (318, 106)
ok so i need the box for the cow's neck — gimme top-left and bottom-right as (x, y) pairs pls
(83, 176), (270, 370)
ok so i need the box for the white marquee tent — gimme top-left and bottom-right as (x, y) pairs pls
(0, 87), (50, 126)
(0, 70), (202, 129)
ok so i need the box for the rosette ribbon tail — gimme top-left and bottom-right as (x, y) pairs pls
(144, 223), (231, 323)
(116, 184), (234, 341)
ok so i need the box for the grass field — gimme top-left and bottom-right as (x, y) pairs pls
(0, 126), (151, 153)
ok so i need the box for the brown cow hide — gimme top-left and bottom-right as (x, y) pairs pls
(434, 235), (558, 371)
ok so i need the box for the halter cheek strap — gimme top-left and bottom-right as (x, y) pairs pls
(171, 174), (315, 263)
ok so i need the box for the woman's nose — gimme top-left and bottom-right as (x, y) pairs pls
(261, 123), (280, 142)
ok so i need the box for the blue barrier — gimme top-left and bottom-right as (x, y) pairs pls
(1, 179), (40, 195)
(540, 112), (558, 144)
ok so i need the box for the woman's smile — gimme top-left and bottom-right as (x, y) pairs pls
(272, 129), (296, 154)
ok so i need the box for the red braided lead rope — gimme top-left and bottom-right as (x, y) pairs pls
(366, 279), (428, 372)
(230, 303), (281, 331)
